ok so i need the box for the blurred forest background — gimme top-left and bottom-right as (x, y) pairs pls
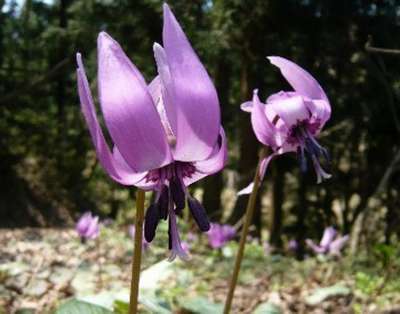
(0, 0), (399, 258)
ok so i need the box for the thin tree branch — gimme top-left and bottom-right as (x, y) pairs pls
(365, 38), (400, 55)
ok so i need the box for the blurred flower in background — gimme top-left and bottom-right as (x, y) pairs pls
(207, 223), (236, 249)
(288, 239), (298, 252)
(76, 212), (100, 241)
(306, 226), (349, 256)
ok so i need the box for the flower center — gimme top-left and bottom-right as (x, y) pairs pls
(289, 122), (331, 183)
(143, 161), (210, 261)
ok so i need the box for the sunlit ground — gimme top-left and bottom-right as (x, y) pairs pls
(1, 225), (399, 314)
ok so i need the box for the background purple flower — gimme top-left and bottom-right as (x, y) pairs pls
(306, 226), (349, 256)
(207, 223), (236, 249)
(288, 239), (298, 252)
(76, 212), (100, 240)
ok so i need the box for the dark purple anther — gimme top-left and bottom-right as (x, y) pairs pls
(170, 176), (186, 213)
(158, 185), (169, 220)
(144, 203), (160, 242)
(188, 196), (210, 232)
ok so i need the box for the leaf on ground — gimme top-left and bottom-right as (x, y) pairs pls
(55, 299), (113, 314)
(253, 302), (282, 314)
(139, 295), (172, 314)
(178, 297), (223, 314)
(305, 284), (351, 306)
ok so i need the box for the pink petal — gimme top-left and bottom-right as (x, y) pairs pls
(237, 182), (254, 196)
(240, 101), (253, 112)
(183, 127), (227, 186)
(77, 54), (148, 186)
(306, 99), (331, 127)
(267, 56), (329, 102)
(147, 72), (176, 145)
(251, 90), (278, 147)
(112, 147), (158, 190)
(161, 4), (220, 162)
(320, 227), (337, 248)
(306, 239), (326, 254)
(97, 32), (172, 172)
(269, 95), (309, 127)
(236, 153), (276, 196)
(329, 235), (349, 256)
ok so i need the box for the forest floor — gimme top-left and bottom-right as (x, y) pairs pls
(0, 227), (399, 314)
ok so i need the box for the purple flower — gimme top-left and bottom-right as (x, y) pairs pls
(306, 226), (349, 256)
(76, 4), (226, 261)
(239, 57), (331, 195)
(288, 239), (298, 252)
(207, 223), (236, 249)
(128, 225), (150, 250)
(76, 212), (100, 240)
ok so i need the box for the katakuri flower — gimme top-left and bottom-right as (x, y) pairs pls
(76, 4), (226, 261)
(76, 212), (100, 241)
(239, 57), (331, 194)
(306, 226), (349, 256)
(207, 223), (236, 249)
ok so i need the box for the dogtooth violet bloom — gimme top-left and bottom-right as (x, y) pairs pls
(306, 226), (349, 256)
(76, 212), (100, 241)
(239, 57), (331, 195)
(76, 4), (227, 261)
(207, 223), (236, 249)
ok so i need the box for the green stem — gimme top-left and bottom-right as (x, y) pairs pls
(223, 147), (268, 314)
(129, 189), (146, 314)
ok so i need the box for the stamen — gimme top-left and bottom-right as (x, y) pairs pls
(144, 203), (160, 242)
(297, 146), (307, 172)
(158, 185), (169, 220)
(188, 196), (210, 232)
(170, 176), (186, 212)
(311, 155), (332, 184)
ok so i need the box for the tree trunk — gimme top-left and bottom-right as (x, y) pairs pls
(269, 163), (284, 249)
(227, 57), (260, 236)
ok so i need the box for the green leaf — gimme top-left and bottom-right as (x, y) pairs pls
(56, 299), (113, 314)
(139, 295), (172, 314)
(178, 297), (223, 314)
(305, 284), (351, 305)
(253, 302), (282, 314)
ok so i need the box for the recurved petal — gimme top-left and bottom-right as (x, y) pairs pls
(182, 127), (227, 186)
(269, 95), (309, 127)
(306, 239), (326, 254)
(77, 53), (148, 186)
(267, 56), (329, 102)
(306, 99), (331, 127)
(161, 4), (220, 162)
(251, 90), (277, 147)
(329, 235), (349, 256)
(112, 147), (158, 191)
(320, 226), (337, 248)
(97, 32), (172, 172)
(237, 153), (276, 196)
(240, 101), (253, 112)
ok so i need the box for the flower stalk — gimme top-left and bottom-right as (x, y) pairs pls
(223, 147), (268, 314)
(129, 189), (146, 314)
